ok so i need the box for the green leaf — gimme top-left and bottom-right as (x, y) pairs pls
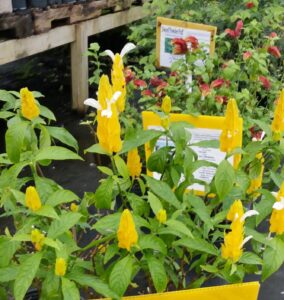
(94, 177), (114, 209)
(127, 192), (149, 216)
(174, 237), (218, 256)
(0, 111), (14, 119)
(104, 244), (119, 264)
(145, 176), (180, 209)
(120, 129), (162, 154)
(44, 238), (60, 250)
(166, 219), (193, 238)
(109, 255), (133, 297)
(48, 212), (82, 239)
(262, 237), (284, 281)
(68, 273), (119, 299)
(146, 256), (168, 293)
(148, 191), (162, 215)
(254, 190), (275, 226)
(35, 205), (59, 219)
(139, 234), (167, 255)
(253, 119), (272, 137)
(61, 278), (80, 300)
(46, 126), (78, 152)
(214, 160), (235, 200)
(0, 265), (18, 282)
(39, 125), (51, 149)
(147, 146), (169, 173)
(184, 194), (213, 229)
(35, 146), (82, 161)
(239, 252), (262, 265)
(39, 105), (56, 121)
(190, 140), (219, 148)
(97, 166), (113, 176)
(85, 143), (110, 155)
(45, 189), (79, 207)
(0, 237), (19, 267)
(93, 213), (121, 235)
(114, 155), (129, 179)
(14, 252), (42, 300)
(5, 121), (29, 163)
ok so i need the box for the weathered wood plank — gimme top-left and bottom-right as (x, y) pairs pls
(0, 25), (75, 65)
(0, 0), (13, 14)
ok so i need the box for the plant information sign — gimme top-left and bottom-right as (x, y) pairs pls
(156, 17), (217, 68)
(142, 111), (243, 194)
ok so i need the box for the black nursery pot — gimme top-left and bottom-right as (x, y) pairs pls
(62, 0), (76, 3)
(12, 0), (27, 10)
(48, 0), (62, 5)
(28, 0), (48, 8)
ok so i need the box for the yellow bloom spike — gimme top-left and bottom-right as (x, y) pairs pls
(117, 209), (138, 251)
(96, 75), (122, 154)
(161, 95), (172, 114)
(269, 182), (284, 235)
(226, 200), (244, 222)
(221, 218), (244, 263)
(156, 209), (167, 224)
(127, 148), (142, 178)
(20, 87), (40, 121)
(220, 99), (241, 153)
(247, 153), (264, 196)
(25, 186), (42, 212)
(70, 203), (79, 212)
(31, 229), (45, 251)
(271, 89), (284, 141)
(112, 54), (126, 113)
(55, 258), (67, 276)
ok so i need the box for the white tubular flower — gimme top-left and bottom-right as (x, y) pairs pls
(104, 43), (136, 61)
(240, 210), (259, 222)
(273, 196), (284, 211)
(84, 98), (102, 110)
(101, 91), (121, 118)
(241, 235), (253, 248)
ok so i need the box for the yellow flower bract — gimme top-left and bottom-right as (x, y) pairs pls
(220, 98), (240, 153)
(156, 209), (167, 224)
(20, 87), (40, 121)
(55, 258), (67, 276)
(161, 95), (172, 114)
(70, 203), (79, 212)
(25, 186), (42, 212)
(221, 200), (245, 263)
(117, 209), (138, 251)
(271, 89), (284, 141)
(97, 75), (122, 154)
(112, 54), (126, 113)
(31, 229), (45, 251)
(270, 182), (284, 235)
(127, 148), (142, 178)
(247, 153), (264, 197)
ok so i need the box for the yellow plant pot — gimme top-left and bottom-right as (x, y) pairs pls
(98, 282), (260, 300)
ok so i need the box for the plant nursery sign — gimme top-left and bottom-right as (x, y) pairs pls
(156, 17), (217, 68)
(142, 111), (243, 194)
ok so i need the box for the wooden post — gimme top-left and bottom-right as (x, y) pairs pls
(71, 21), (89, 113)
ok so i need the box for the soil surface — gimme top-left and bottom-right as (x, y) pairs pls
(0, 28), (283, 300)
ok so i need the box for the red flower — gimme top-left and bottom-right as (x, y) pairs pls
(211, 78), (225, 89)
(134, 79), (147, 88)
(150, 77), (165, 87)
(184, 36), (199, 50)
(124, 67), (135, 84)
(243, 51), (252, 60)
(156, 81), (168, 92)
(225, 20), (243, 39)
(259, 76), (271, 90)
(246, 2), (254, 9)
(269, 32), (277, 38)
(142, 89), (154, 97)
(268, 46), (281, 58)
(249, 127), (264, 141)
(215, 95), (228, 104)
(199, 83), (211, 97)
(171, 38), (188, 54)
(170, 71), (178, 77)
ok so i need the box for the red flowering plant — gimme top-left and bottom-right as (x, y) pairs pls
(128, 0), (283, 145)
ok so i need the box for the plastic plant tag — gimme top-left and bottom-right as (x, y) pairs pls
(142, 111), (243, 194)
(97, 282), (259, 300)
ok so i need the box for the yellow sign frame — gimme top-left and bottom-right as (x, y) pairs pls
(156, 16), (217, 68)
